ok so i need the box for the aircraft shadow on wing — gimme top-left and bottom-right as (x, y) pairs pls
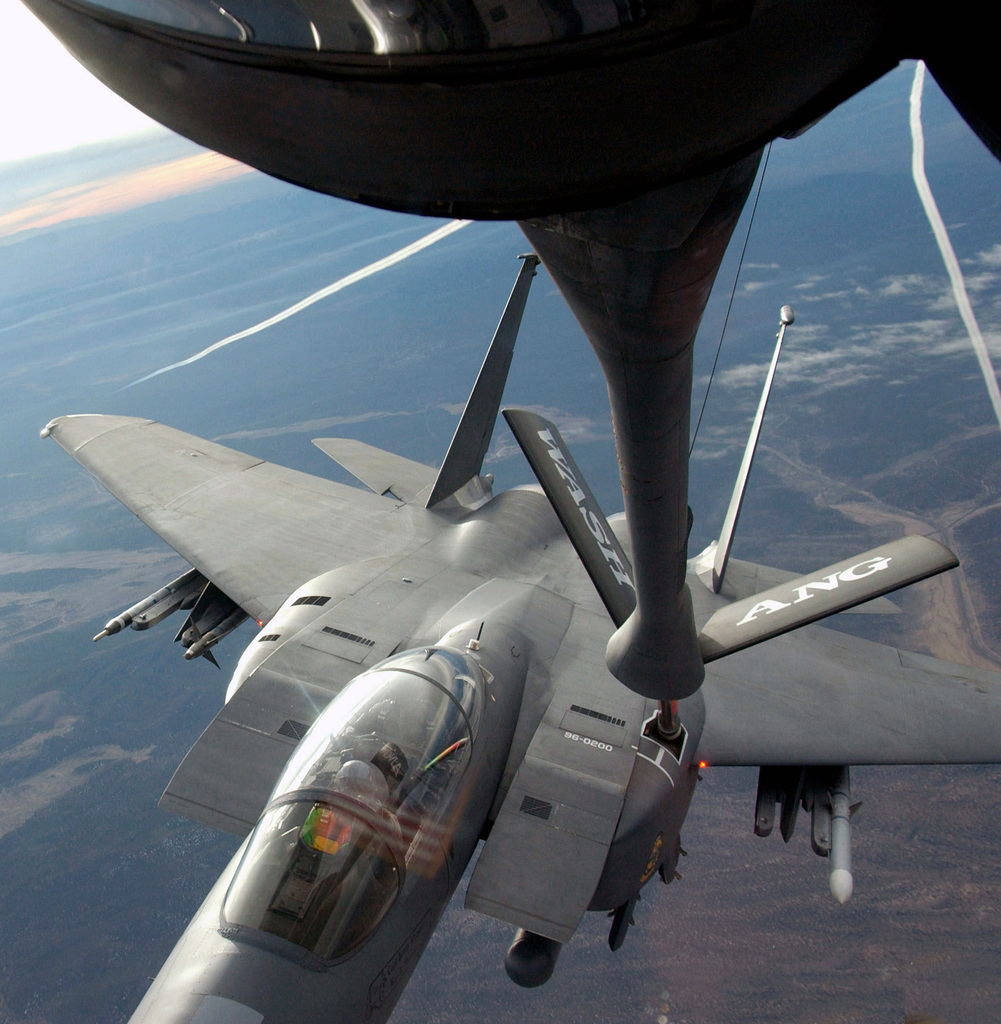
(43, 256), (1001, 1024)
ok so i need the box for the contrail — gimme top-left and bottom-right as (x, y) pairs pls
(910, 61), (1001, 429)
(129, 218), (471, 386)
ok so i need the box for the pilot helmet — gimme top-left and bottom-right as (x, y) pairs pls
(334, 758), (391, 809)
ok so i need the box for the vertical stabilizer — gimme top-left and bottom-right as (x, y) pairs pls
(426, 254), (539, 507)
(711, 306), (794, 593)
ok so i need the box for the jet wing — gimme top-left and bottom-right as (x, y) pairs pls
(693, 624), (1001, 766)
(43, 415), (420, 623)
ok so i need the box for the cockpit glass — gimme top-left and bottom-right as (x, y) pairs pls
(277, 669), (474, 811)
(224, 799), (401, 959)
(225, 647), (484, 957)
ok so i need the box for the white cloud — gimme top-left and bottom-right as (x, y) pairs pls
(487, 406), (610, 462)
(962, 272), (998, 294)
(711, 318), (972, 397)
(714, 362), (770, 390)
(879, 273), (933, 298)
(793, 275), (828, 291)
(215, 410), (413, 441)
(977, 244), (1001, 267)
(795, 289), (855, 303)
(928, 290), (960, 312)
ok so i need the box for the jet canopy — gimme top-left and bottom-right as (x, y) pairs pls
(223, 646), (484, 960)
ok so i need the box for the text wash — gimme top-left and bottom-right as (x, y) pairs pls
(735, 556), (893, 626)
(538, 429), (634, 592)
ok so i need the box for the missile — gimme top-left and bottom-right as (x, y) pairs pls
(828, 766), (853, 904)
(93, 567), (205, 640)
(184, 609), (249, 661)
(131, 570), (206, 629)
(179, 598), (240, 647)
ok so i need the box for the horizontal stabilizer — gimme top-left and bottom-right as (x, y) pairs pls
(698, 536), (958, 663)
(312, 437), (435, 503)
(503, 408), (635, 627)
(693, 549), (900, 613)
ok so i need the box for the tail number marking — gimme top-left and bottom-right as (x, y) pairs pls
(565, 731), (613, 752)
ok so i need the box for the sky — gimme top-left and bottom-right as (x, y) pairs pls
(1, 0), (162, 165)
(5, 14), (1001, 1020)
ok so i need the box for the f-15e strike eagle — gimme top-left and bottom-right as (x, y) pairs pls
(44, 257), (1001, 1024)
(19, 0), (1001, 1019)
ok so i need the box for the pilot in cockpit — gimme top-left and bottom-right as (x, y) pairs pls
(296, 746), (409, 862)
(226, 673), (473, 958)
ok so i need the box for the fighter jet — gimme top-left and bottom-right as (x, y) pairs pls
(21, 0), (1001, 738)
(23, 0), (1001, 824)
(43, 257), (1001, 1024)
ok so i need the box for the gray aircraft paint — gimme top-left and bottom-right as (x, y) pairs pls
(44, 265), (1001, 1023)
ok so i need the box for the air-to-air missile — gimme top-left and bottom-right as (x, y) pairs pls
(93, 567), (206, 640)
(93, 568), (248, 666)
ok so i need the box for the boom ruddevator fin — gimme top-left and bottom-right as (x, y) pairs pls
(503, 408), (636, 627)
(697, 535), (958, 663)
(710, 305), (795, 594)
(505, 410), (958, 668)
(425, 254), (540, 508)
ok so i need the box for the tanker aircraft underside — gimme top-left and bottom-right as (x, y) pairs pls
(44, 259), (1001, 1024)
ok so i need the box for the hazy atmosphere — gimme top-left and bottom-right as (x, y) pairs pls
(2, 58), (1001, 1023)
